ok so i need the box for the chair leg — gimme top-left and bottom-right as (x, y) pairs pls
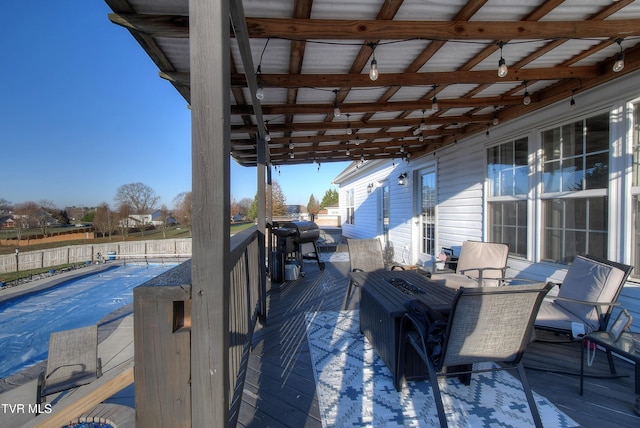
(426, 359), (449, 428)
(343, 280), (355, 310)
(516, 363), (543, 428)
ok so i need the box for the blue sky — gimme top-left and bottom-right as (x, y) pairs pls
(3, 1), (349, 209)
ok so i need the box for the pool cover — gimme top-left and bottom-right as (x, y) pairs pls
(0, 263), (176, 379)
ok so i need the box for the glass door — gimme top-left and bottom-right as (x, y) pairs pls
(419, 170), (436, 258)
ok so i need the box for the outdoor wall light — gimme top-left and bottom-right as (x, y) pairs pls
(367, 182), (375, 193)
(398, 172), (408, 186)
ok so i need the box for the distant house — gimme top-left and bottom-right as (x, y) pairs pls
(0, 215), (14, 230)
(126, 210), (176, 228)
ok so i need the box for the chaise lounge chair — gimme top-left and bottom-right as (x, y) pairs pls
(36, 324), (102, 405)
(430, 240), (510, 289)
(396, 283), (552, 427)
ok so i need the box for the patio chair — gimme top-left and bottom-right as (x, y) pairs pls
(343, 238), (404, 309)
(36, 324), (103, 405)
(396, 283), (552, 428)
(430, 240), (509, 289)
(535, 254), (633, 336)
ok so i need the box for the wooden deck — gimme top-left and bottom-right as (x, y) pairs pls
(237, 253), (640, 427)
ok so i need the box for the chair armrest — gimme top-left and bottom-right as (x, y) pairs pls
(351, 268), (364, 272)
(390, 265), (405, 271)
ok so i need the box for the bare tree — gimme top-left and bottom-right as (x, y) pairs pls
(13, 201), (39, 245)
(173, 192), (192, 235)
(115, 182), (159, 237)
(94, 203), (116, 239)
(36, 200), (58, 238)
(157, 204), (172, 238)
(116, 203), (132, 240)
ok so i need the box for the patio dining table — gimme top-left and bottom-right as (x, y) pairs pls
(350, 270), (457, 385)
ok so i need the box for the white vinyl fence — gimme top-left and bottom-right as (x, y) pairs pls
(0, 238), (192, 274)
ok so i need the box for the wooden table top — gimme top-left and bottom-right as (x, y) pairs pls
(349, 270), (457, 316)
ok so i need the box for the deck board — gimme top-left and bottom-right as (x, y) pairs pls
(238, 255), (640, 427)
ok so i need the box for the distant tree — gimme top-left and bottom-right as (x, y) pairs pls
(237, 197), (252, 218)
(272, 181), (288, 216)
(0, 198), (11, 212)
(55, 209), (70, 225)
(320, 188), (339, 209)
(116, 203), (132, 240)
(173, 192), (192, 235)
(13, 201), (39, 244)
(157, 204), (172, 238)
(115, 182), (159, 237)
(94, 203), (115, 239)
(247, 196), (258, 221)
(35, 200), (58, 238)
(307, 194), (320, 218)
(81, 211), (95, 223)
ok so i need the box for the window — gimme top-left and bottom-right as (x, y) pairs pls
(541, 113), (609, 263)
(487, 138), (528, 257)
(420, 171), (436, 256)
(345, 189), (355, 225)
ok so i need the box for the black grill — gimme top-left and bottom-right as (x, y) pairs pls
(272, 221), (325, 279)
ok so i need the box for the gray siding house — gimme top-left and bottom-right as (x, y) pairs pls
(334, 71), (640, 329)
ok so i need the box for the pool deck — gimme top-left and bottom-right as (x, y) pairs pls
(0, 262), (136, 427)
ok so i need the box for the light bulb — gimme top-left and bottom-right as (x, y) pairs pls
(333, 105), (341, 117)
(419, 135), (424, 142)
(570, 97), (576, 111)
(498, 57), (508, 78)
(289, 152), (294, 159)
(256, 84), (264, 100)
(492, 116), (499, 126)
(523, 91), (531, 106)
(265, 131), (271, 142)
(346, 148), (350, 156)
(613, 52), (625, 72)
(420, 120), (427, 131)
(346, 125), (352, 135)
(431, 97), (439, 111)
(289, 142), (294, 150)
(369, 57), (378, 81)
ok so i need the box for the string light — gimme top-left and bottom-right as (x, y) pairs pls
(264, 121), (271, 142)
(289, 151), (294, 159)
(492, 106), (499, 126)
(354, 131), (360, 145)
(420, 109), (427, 131)
(289, 140), (294, 150)
(613, 38), (625, 72)
(570, 90), (576, 111)
(255, 65), (264, 100)
(523, 81), (531, 106)
(497, 41), (508, 78)
(431, 85), (439, 111)
(368, 43), (379, 81)
(346, 113), (352, 135)
(333, 89), (341, 117)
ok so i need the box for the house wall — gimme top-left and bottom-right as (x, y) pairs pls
(335, 71), (640, 329)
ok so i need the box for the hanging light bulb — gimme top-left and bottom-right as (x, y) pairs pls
(492, 106), (499, 126)
(497, 41), (508, 78)
(346, 147), (350, 156)
(255, 65), (264, 100)
(400, 145), (404, 153)
(431, 85), (439, 111)
(522, 81), (531, 106)
(346, 113), (352, 135)
(419, 135), (424, 142)
(289, 151), (294, 159)
(354, 131), (360, 145)
(485, 126), (490, 139)
(420, 109), (427, 131)
(570, 90), (576, 111)
(613, 38), (625, 72)
(265, 130), (271, 142)
(289, 140), (294, 150)
(368, 43), (379, 81)
(369, 56), (378, 81)
(333, 89), (341, 117)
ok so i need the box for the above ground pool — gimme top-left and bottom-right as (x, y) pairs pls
(0, 263), (177, 379)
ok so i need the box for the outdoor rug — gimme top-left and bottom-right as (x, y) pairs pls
(305, 310), (579, 428)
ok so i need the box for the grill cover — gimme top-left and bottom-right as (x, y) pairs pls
(279, 221), (320, 243)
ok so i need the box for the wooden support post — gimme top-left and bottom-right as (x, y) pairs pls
(189, 0), (230, 426)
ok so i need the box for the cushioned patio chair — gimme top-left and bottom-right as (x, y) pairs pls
(343, 238), (404, 309)
(535, 254), (633, 336)
(395, 283), (552, 427)
(430, 240), (509, 289)
(396, 283), (552, 428)
(36, 324), (102, 405)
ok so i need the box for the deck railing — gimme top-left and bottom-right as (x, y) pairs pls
(133, 227), (266, 427)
